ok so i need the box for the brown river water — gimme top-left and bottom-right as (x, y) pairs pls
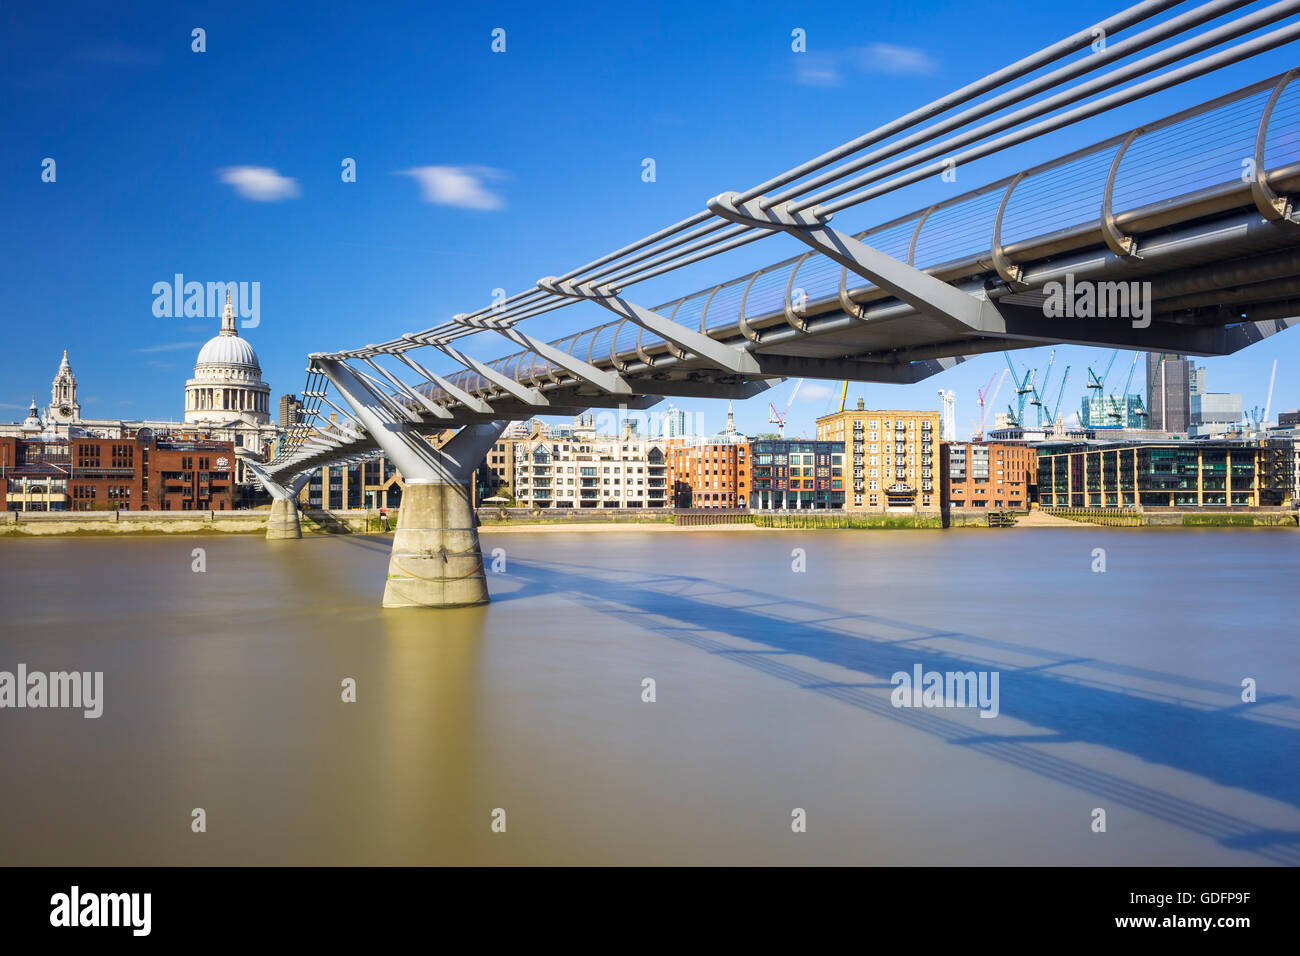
(1, 528), (1297, 865)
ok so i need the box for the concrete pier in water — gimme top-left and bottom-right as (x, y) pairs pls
(266, 497), (302, 540)
(383, 480), (489, 607)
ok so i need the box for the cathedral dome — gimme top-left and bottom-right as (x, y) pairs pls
(196, 333), (261, 371)
(184, 291), (271, 426)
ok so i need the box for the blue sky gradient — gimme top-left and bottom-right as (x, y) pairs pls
(3, 0), (1298, 437)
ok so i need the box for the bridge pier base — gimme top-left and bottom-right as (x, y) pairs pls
(266, 497), (302, 540)
(383, 480), (489, 608)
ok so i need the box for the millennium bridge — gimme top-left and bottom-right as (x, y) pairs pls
(251, 0), (1300, 607)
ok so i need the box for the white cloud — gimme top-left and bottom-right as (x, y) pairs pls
(856, 43), (937, 76)
(798, 44), (937, 87)
(797, 383), (836, 402)
(795, 53), (842, 87)
(218, 166), (301, 201)
(396, 166), (506, 210)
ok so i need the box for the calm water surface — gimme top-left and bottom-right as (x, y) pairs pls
(1, 528), (1297, 865)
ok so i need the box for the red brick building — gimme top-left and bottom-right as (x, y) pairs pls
(941, 441), (1037, 510)
(1, 434), (235, 512)
(667, 440), (750, 508)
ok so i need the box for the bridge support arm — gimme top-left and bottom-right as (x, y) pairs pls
(706, 191), (1002, 333)
(537, 277), (762, 375)
(317, 357), (509, 608)
(245, 462), (312, 540)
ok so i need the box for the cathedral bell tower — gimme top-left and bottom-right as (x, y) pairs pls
(49, 350), (81, 423)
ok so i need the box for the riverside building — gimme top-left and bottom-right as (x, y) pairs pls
(748, 439), (845, 510)
(942, 442), (1037, 510)
(1036, 439), (1293, 508)
(510, 421), (669, 509)
(815, 401), (939, 512)
(0, 433), (236, 512)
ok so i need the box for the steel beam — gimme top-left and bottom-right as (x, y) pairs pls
(537, 276), (763, 375)
(393, 348), (497, 416)
(707, 191), (1003, 333)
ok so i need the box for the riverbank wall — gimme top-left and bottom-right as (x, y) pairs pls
(0, 509), (380, 536)
(2, 505), (1295, 536)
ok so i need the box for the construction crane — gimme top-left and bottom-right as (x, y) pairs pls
(974, 369), (1008, 439)
(1046, 366), (1071, 426)
(1105, 352), (1144, 426)
(767, 378), (803, 438)
(839, 379), (849, 413)
(1087, 349), (1120, 393)
(1003, 353), (1036, 427)
(1028, 349), (1057, 426)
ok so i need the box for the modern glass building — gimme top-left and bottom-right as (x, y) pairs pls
(1036, 440), (1293, 508)
(1080, 393), (1145, 428)
(748, 440), (845, 510)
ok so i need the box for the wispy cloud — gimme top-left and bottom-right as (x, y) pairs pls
(218, 166), (301, 201)
(796, 43), (936, 86)
(855, 43), (937, 76)
(144, 360), (176, 370)
(796, 53), (843, 87)
(131, 342), (202, 354)
(0, 402), (25, 410)
(396, 166), (507, 210)
(797, 383), (836, 402)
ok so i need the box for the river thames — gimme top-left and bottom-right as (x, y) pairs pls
(1, 528), (1297, 865)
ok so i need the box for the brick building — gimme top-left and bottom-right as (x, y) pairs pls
(942, 442), (1037, 510)
(667, 439), (750, 508)
(815, 401), (939, 512)
(1, 434), (236, 512)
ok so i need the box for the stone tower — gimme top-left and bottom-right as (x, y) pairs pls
(49, 350), (80, 423)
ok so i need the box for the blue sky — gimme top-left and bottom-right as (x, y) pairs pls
(2, 0), (1298, 437)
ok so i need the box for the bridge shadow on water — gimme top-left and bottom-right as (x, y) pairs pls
(500, 555), (1300, 865)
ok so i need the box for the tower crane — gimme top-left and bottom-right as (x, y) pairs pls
(1028, 349), (1057, 426)
(1003, 353), (1035, 427)
(767, 378), (803, 438)
(1107, 352), (1144, 425)
(1087, 350), (1119, 393)
(1047, 366), (1071, 426)
(974, 369), (1008, 440)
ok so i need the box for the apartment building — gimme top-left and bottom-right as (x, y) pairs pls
(511, 424), (669, 508)
(667, 438), (750, 508)
(943, 442), (1037, 510)
(748, 439), (845, 510)
(815, 400), (939, 512)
